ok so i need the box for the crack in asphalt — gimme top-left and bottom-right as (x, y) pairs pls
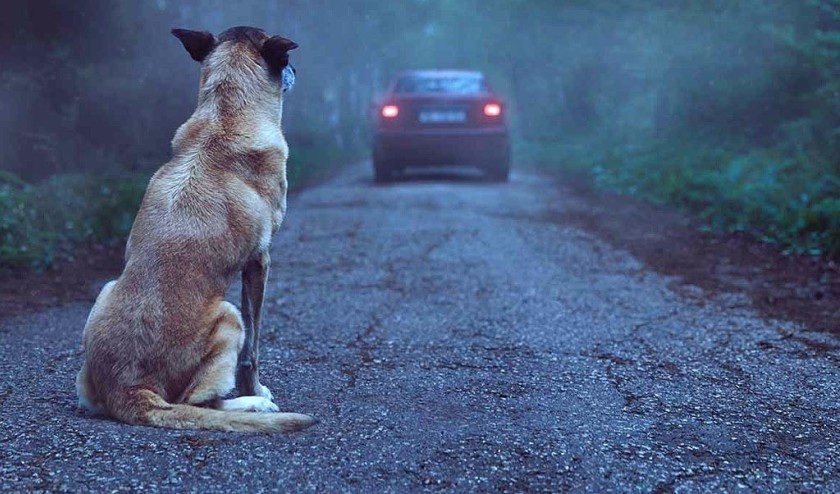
(0, 386), (11, 408)
(341, 318), (380, 389)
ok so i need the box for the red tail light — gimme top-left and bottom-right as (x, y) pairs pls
(381, 105), (399, 118)
(483, 103), (502, 117)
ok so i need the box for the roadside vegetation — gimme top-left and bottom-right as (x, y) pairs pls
(517, 1), (840, 258)
(0, 171), (146, 270)
(522, 139), (840, 258)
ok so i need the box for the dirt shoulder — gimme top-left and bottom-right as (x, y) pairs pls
(0, 244), (124, 318)
(544, 170), (839, 340)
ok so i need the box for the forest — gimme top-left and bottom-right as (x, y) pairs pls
(1, 0), (839, 268)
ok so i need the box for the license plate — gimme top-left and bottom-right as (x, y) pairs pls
(418, 110), (466, 124)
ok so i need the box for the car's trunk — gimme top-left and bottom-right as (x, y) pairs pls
(386, 93), (500, 130)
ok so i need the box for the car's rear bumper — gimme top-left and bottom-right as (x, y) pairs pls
(374, 127), (509, 167)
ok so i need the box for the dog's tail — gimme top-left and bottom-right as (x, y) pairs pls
(123, 389), (316, 433)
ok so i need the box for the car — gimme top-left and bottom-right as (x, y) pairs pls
(372, 70), (510, 183)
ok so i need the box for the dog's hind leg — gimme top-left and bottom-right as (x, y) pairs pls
(179, 301), (250, 406)
(76, 280), (117, 414)
(236, 251), (274, 400)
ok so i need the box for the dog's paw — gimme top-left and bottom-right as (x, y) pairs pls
(220, 396), (279, 413)
(256, 383), (275, 402)
(249, 397), (279, 413)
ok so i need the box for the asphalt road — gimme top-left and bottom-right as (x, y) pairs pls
(1, 163), (838, 492)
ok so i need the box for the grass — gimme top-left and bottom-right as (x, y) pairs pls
(0, 143), (359, 271)
(521, 138), (840, 259)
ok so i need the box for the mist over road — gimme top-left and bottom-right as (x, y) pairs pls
(1, 163), (837, 492)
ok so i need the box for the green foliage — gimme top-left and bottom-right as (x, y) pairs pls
(518, 1), (840, 259)
(526, 138), (840, 258)
(0, 172), (148, 270)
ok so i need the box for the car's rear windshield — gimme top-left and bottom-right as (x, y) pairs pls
(395, 75), (487, 94)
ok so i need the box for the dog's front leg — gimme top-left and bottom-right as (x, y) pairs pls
(236, 251), (271, 399)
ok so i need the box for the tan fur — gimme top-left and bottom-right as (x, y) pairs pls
(76, 28), (314, 433)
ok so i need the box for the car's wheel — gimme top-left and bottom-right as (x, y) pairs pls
(485, 166), (509, 182)
(373, 148), (394, 183)
(374, 167), (393, 183)
(484, 156), (510, 182)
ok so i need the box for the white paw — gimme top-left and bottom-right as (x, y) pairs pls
(221, 396), (279, 413)
(256, 383), (275, 402)
(249, 396), (279, 413)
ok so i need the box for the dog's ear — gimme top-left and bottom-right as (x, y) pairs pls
(261, 36), (299, 74)
(171, 28), (216, 62)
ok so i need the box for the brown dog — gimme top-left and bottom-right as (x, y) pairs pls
(75, 26), (315, 432)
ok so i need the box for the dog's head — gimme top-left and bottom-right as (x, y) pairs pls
(172, 26), (298, 94)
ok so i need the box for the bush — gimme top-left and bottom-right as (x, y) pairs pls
(0, 172), (147, 270)
(524, 139), (840, 259)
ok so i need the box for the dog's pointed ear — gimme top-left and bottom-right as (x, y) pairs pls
(261, 36), (298, 74)
(171, 28), (216, 62)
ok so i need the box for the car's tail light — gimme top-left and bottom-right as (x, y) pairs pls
(381, 105), (399, 118)
(483, 103), (502, 117)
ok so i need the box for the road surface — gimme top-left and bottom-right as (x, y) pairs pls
(1, 163), (838, 492)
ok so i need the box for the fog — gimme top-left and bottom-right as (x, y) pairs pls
(1, 1), (817, 178)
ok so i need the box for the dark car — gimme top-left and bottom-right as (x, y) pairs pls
(372, 70), (510, 182)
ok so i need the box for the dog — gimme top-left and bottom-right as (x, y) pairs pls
(75, 26), (315, 432)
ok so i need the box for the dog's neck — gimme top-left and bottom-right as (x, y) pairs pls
(171, 45), (286, 162)
(197, 51), (284, 131)
(196, 86), (283, 133)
